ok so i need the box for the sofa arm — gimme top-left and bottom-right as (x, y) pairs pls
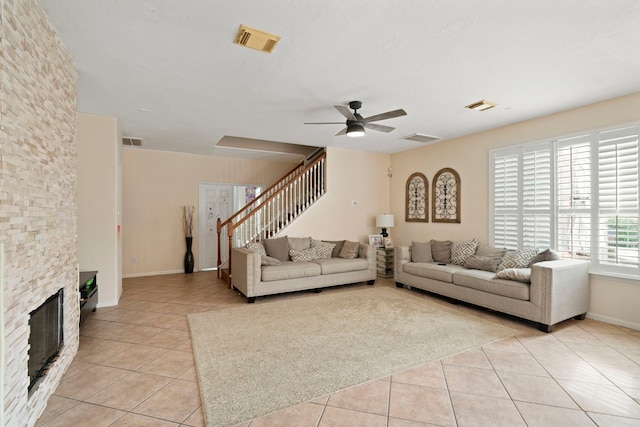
(231, 247), (262, 298)
(530, 259), (590, 327)
(394, 246), (410, 278)
(359, 243), (376, 272)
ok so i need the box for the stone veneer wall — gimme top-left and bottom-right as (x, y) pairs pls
(0, 0), (79, 425)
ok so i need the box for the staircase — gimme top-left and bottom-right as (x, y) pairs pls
(216, 150), (326, 285)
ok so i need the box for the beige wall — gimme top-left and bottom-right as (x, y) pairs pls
(391, 92), (640, 329)
(280, 147), (392, 241)
(122, 149), (299, 276)
(77, 113), (123, 307)
(0, 0), (79, 425)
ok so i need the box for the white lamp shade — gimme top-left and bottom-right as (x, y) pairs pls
(376, 214), (395, 228)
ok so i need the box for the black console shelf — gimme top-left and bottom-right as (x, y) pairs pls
(79, 270), (98, 324)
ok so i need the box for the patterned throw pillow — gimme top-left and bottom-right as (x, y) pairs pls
(495, 268), (531, 283)
(323, 240), (345, 258)
(246, 242), (266, 256)
(451, 239), (479, 266)
(311, 239), (336, 259)
(289, 248), (317, 262)
(497, 248), (538, 271)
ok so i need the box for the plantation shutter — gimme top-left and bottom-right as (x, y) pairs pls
(522, 144), (552, 249)
(493, 150), (519, 249)
(597, 126), (639, 271)
(557, 135), (592, 259)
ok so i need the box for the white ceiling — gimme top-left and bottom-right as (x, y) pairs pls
(40, 1), (640, 158)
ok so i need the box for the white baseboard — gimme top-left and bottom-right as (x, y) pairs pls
(586, 312), (640, 331)
(122, 269), (190, 279)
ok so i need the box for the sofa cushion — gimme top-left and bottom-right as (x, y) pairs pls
(463, 255), (501, 272)
(530, 248), (562, 265)
(339, 241), (360, 259)
(451, 239), (479, 266)
(411, 241), (433, 263)
(312, 258), (368, 274)
(453, 269), (530, 301)
(497, 247), (538, 271)
(311, 239), (335, 259)
(323, 240), (345, 258)
(261, 255), (281, 266)
(261, 261), (321, 282)
(289, 248), (318, 262)
(288, 236), (311, 251)
(246, 241), (266, 256)
(263, 236), (290, 261)
(431, 240), (452, 263)
(402, 262), (465, 283)
(495, 268), (531, 283)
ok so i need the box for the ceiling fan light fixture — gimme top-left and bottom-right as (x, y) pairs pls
(346, 122), (365, 137)
(465, 100), (496, 111)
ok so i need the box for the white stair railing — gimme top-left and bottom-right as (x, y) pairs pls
(217, 152), (326, 280)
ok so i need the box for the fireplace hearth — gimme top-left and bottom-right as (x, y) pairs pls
(28, 288), (64, 392)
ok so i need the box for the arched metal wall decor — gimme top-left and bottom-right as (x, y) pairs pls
(432, 168), (460, 223)
(405, 172), (428, 222)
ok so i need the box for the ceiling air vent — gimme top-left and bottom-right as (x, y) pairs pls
(234, 25), (281, 53)
(122, 137), (143, 147)
(403, 133), (441, 143)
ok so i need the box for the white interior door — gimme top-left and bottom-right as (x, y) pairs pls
(199, 183), (233, 270)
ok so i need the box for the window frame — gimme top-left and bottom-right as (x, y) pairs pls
(489, 121), (640, 280)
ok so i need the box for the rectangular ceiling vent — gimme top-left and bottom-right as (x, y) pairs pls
(122, 137), (143, 147)
(234, 25), (281, 53)
(403, 133), (441, 143)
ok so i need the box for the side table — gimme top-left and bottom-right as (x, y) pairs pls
(376, 247), (394, 278)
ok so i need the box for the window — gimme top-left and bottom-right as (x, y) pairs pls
(490, 123), (640, 278)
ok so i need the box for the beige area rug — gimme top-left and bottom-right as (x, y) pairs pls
(188, 286), (515, 427)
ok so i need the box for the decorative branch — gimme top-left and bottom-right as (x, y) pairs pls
(182, 205), (195, 238)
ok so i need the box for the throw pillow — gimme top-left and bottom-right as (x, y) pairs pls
(260, 255), (281, 266)
(339, 241), (360, 259)
(323, 240), (345, 258)
(411, 241), (433, 263)
(451, 239), (479, 266)
(263, 236), (290, 261)
(463, 255), (502, 272)
(431, 240), (453, 263)
(530, 248), (562, 265)
(495, 268), (532, 283)
(288, 236), (311, 251)
(475, 246), (507, 259)
(311, 239), (335, 259)
(289, 248), (317, 262)
(497, 247), (538, 271)
(245, 241), (266, 256)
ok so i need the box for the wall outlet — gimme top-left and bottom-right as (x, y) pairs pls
(132, 256), (138, 264)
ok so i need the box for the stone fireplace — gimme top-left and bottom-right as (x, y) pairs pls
(0, 0), (79, 425)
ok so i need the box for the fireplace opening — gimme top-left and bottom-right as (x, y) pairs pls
(28, 288), (64, 392)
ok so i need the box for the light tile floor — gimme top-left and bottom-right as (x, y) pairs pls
(36, 271), (640, 426)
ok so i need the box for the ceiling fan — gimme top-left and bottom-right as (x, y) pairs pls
(304, 101), (407, 137)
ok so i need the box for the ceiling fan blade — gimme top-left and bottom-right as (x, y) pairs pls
(304, 122), (346, 125)
(364, 122), (395, 133)
(334, 105), (357, 121)
(335, 127), (348, 136)
(363, 108), (407, 123)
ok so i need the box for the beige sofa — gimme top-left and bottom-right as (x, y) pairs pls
(394, 244), (590, 332)
(231, 237), (376, 303)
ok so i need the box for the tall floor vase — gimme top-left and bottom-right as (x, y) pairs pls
(184, 236), (194, 274)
